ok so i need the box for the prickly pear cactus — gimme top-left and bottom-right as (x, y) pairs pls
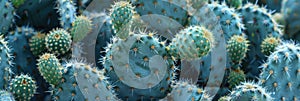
(227, 35), (249, 69)
(68, 60), (120, 101)
(52, 63), (86, 101)
(37, 53), (63, 86)
(0, 90), (15, 101)
(56, 0), (77, 30)
(225, 0), (242, 8)
(259, 42), (300, 101)
(0, 0), (14, 34)
(45, 28), (72, 56)
(238, 3), (282, 79)
(0, 35), (13, 89)
(29, 32), (46, 56)
(9, 74), (37, 101)
(71, 15), (92, 42)
(102, 33), (175, 101)
(261, 36), (281, 56)
(110, 1), (135, 39)
(160, 81), (211, 101)
(170, 25), (214, 60)
(228, 81), (273, 101)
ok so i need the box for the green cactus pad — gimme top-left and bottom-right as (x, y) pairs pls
(29, 32), (46, 56)
(9, 74), (37, 101)
(45, 28), (72, 55)
(227, 35), (249, 64)
(261, 36), (280, 56)
(71, 15), (92, 42)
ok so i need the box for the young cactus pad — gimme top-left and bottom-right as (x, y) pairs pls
(261, 36), (281, 56)
(170, 26), (214, 60)
(45, 28), (72, 55)
(9, 74), (37, 101)
(71, 15), (92, 42)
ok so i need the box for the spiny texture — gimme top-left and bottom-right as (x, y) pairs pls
(161, 81), (211, 101)
(186, 0), (208, 9)
(71, 15), (92, 42)
(238, 3), (282, 79)
(282, 0), (300, 41)
(15, 0), (59, 31)
(0, 35), (13, 89)
(52, 64), (85, 101)
(225, 0), (242, 8)
(228, 81), (273, 101)
(37, 53), (63, 86)
(218, 96), (230, 101)
(130, 0), (191, 26)
(102, 33), (175, 101)
(0, 0), (14, 34)
(68, 61), (119, 101)
(227, 35), (249, 69)
(29, 32), (46, 56)
(0, 90), (15, 101)
(259, 42), (300, 101)
(11, 0), (26, 8)
(110, 1), (134, 39)
(261, 36), (281, 56)
(45, 28), (72, 55)
(170, 26), (214, 60)
(227, 69), (246, 89)
(56, 0), (77, 30)
(9, 74), (37, 101)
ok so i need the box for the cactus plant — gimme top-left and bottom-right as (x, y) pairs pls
(227, 35), (249, 69)
(56, 0), (77, 30)
(170, 25), (214, 60)
(0, 90), (15, 101)
(0, 35), (13, 89)
(37, 53), (63, 86)
(9, 74), (37, 101)
(259, 42), (300, 101)
(282, 0), (300, 41)
(45, 28), (72, 56)
(261, 36), (281, 56)
(227, 69), (246, 89)
(29, 32), (46, 56)
(70, 15), (92, 42)
(0, 0), (14, 34)
(10, 0), (26, 8)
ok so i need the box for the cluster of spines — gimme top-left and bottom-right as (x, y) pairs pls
(0, 35), (13, 89)
(259, 42), (300, 101)
(261, 36), (281, 56)
(56, 0), (77, 30)
(37, 53), (63, 86)
(45, 28), (72, 55)
(9, 74), (37, 101)
(170, 26), (214, 60)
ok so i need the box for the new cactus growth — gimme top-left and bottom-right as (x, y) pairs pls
(29, 32), (46, 56)
(261, 36), (281, 56)
(228, 81), (273, 101)
(259, 42), (300, 101)
(227, 35), (249, 69)
(70, 15), (92, 42)
(9, 74), (37, 101)
(0, 90), (15, 101)
(227, 69), (246, 89)
(0, 35), (13, 89)
(56, 0), (77, 30)
(110, 1), (134, 39)
(37, 53), (63, 86)
(11, 0), (26, 8)
(170, 26), (214, 60)
(45, 28), (72, 55)
(0, 0), (14, 34)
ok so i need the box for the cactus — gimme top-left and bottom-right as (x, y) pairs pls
(227, 69), (246, 89)
(282, 0), (300, 41)
(15, 0), (60, 31)
(52, 63), (86, 101)
(110, 1), (135, 39)
(186, 0), (208, 9)
(10, 0), (26, 8)
(0, 90), (15, 101)
(227, 35), (249, 69)
(56, 0), (77, 30)
(261, 36), (281, 56)
(228, 81), (273, 101)
(9, 74), (37, 101)
(170, 25), (214, 60)
(238, 3), (282, 79)
(225, 0), (242, 8)
(29, 32), (46, 56)
(259, 42), (300, 101)
(102, 33), (175, 101)
(0, 0), (14, 34)
(130, 0), (191, 26)
(160, 81), (211, 101)
(70, 15), (92, 42)
(45, 28), (72, 56)
(68, 60), (120, 101)
(0, 35), (13, 89)
(37, 53), (63, 86)
(218, 96), (230, 101)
